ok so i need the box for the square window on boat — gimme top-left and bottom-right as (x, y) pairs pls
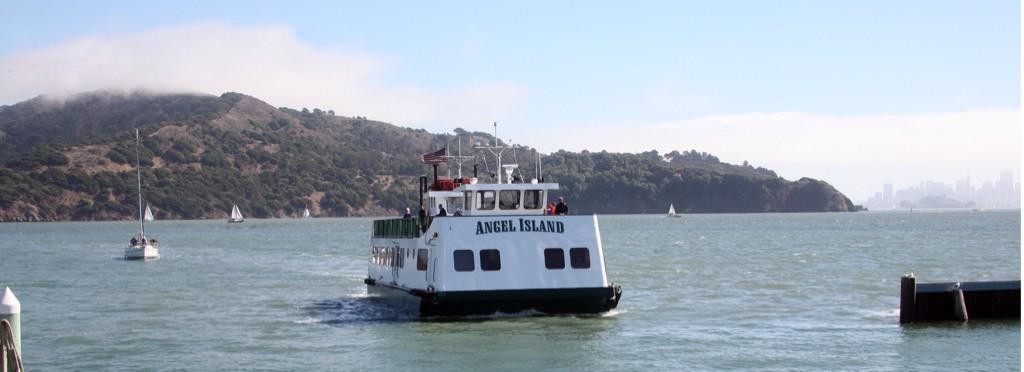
(544, 248), (565, 269)
(570, 247), (590, 269)
(499, 190), (521, 210)
(478, 191), (496, 210)
(417, 249), (428, 271)
(454, 249), (475, 272)
(524, 190), (542, 209)
(480, 249), (501, 271)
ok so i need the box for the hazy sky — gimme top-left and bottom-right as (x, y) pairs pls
(1, 1), (1019, 201)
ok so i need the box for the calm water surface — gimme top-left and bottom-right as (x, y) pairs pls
(1, 211), (1019, 370)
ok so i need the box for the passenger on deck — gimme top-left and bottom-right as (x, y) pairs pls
(555, 197), (568, 215)
(454, 208), (463, 216)
(418, 206), (427, 231)
(130, 237), (138, 246)
(546, 202), (556, 215)
(403, 208), (412, 219)
(438, 204), (448, 217)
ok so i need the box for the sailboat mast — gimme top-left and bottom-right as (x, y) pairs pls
(135, 129), (145, 238)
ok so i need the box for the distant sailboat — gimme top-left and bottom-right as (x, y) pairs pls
(667, 203), (681, 218)
(229, 204), (245, 223)
(125, 129), (159, 260)
(302, 208), (311, 218)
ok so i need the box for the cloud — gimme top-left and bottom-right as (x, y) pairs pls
(531, 109), (1020, 200)
(0, 23), (527, 128)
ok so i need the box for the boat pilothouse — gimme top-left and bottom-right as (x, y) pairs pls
(365, 124), (622, 316)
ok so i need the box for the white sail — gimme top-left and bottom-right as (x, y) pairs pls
(668, 203), (677, 217)
(144, 205), (155, 221)
(303, 208), (310, 218)
(231, 204), (244, 220)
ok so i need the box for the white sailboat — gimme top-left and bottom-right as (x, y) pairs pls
(302, 208), (311, 218)
(125, 129), (159, 260)
(229, 204), (245, 223)
(667, 203), (681, 218)
(144, 204), (155, 222)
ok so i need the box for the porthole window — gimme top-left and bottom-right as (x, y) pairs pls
(544, 248), (565, 269)
(480, 249), (501, 271)
(453, 249), (475, 272)
(499, 190), (521, 210)
(417, 249), (429, 271)
(570, 247), (590, 269)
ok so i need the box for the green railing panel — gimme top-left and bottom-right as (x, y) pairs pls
(372, 218), (421, 238)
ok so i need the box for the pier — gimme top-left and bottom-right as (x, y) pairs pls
(899, 273), (1020, 324)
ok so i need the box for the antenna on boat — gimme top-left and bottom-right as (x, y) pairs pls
(537, 152), (542, 182)
(474, 122), (511, 184)
(445, 131), (474, 180)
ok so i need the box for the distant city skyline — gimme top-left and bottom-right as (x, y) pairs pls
(0, 1), (1018, 201)
(862, 170), (1021, 210)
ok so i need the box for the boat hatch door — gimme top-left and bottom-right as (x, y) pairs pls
(429, 257), (438, 285)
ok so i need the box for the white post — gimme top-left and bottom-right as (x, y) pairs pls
(1, 286), (21, 361)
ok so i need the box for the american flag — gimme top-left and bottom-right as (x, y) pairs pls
(420, 148), (447, 164)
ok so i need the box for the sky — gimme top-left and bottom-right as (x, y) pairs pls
(0, 1), (1019, 201)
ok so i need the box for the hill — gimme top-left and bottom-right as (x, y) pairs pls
(0, 91), (858, 221)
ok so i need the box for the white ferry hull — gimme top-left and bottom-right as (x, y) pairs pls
(366, 215), (622, 317)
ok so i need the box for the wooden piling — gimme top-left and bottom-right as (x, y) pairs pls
(951, 282), (968, 322)
(899, 273), (916, 324)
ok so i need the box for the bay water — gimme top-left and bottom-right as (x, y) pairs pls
(0, 211), (1019, 370)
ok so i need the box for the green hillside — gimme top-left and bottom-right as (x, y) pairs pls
(0, 91), (858, 221)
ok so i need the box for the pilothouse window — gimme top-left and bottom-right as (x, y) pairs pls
(499, 190), (520, 210)
(524, 190), (542, 209)
(477, 191), (496, 210)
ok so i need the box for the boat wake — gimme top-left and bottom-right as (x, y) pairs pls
(861, 308), (900, 323)
(298, 296), (626, 324)
(300, 296), (416, 325)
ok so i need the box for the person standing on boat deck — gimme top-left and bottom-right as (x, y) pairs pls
(418, 205), (427, 231)
(546, 202), (556, 215)
(555, 197), (568, 215)
(403, 208), (412, 219)
(437, 204), (448, 217)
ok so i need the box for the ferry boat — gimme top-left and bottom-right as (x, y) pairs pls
(365, 127), (622, 317)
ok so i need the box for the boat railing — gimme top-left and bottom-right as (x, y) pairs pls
(372, 218), (422, 239)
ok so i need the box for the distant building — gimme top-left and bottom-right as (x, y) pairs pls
(861, 172), (1020, 210)
(955, 176), (972, 202)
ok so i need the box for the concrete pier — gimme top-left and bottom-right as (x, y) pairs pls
(899, 273), (1021, 324)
